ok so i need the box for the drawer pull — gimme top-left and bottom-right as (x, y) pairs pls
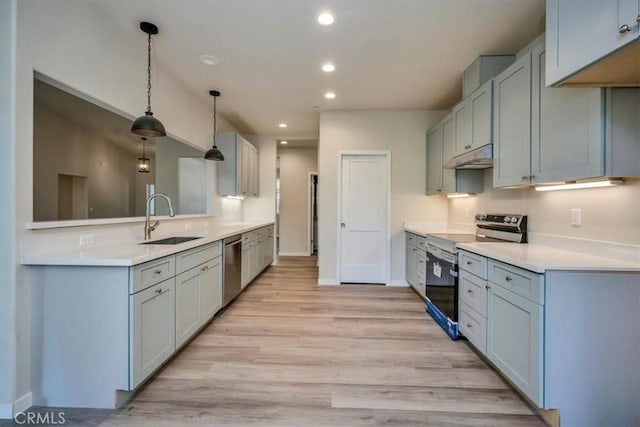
(155, 288), (163, 294)
(466, 323), (472, 328)
(505, 275), (513, 282)
(467, 289), (473, 294)
(486, 285), (491, 289)
(464, 145), (471, 149)
(201, 266), (209, 272)
(154, 269), (162, 275)
(466, 261), (472, 265)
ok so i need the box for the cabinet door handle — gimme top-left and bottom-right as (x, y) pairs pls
(522, 175), (530, 181)
(155, 288), (163, 294)
(201, 266), (209, 272)
(637, 15), (640, 24)
(505, 275), (513, 282)
(154, 269), (162, 275)
(436, 189), (442, 192)
(619, 24), (632, 33)
(464, 145), (471, 149)
(466, 261), (472, 265)
(486, 285), (491, 289)
(466, 323), (473, 328)
(341, 223), (346, 228)
(529, 174), (536, 181)
(467, 289), (473, 294)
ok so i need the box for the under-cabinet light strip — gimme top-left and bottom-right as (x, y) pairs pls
(535, 179), (623, 192)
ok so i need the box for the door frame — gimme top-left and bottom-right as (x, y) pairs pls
(307, 172), (318, 256)
(336, 150), (391, 285)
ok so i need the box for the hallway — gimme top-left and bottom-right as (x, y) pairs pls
(10, 256), (544, 426)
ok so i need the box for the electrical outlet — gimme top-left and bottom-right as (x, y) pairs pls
(79, 234), (95, 246)
(571, 208), (581, 226)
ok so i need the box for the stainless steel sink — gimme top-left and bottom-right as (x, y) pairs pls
(140, 236), (202, 245)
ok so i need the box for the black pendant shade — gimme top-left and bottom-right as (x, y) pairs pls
(131, 111), (166, 137)
(204, 146), (225, 161)
(205, 90), (224, 161)
(131, 22), (166, 137)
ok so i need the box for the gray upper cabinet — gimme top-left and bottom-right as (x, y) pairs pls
(531, 44), (604, 183)
(463, 55), (515, 98)
(495, 41), (640, 188)
(216, 132), (259, 197)
(453, 80), (493, 157)
(426, 125), (444, 195)
(546, 0), (640, 86)
(426, 113), (483, 195)
(493, 53), (532, 188)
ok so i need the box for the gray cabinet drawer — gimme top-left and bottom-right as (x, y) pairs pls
(406, 233), (417, 247)
(175, 241), (222, 275)
(265, 225), (274, 236)
(488, 260), (544, 304)
(459, 302), (486, 354)
(130, 256), (176, 294)
(459, 269), (488, 317)
(416, 236), (427, 251)
(242, 233), (252, 244)
(459, 250), (488, 279)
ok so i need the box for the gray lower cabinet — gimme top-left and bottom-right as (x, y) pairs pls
(241, 225), (275, 288)
(175, 268), (202, 350)
(458, 259), (488, 354)
(405, 232), (426, 297)
(130, 278), (175, 389)
(486, 261), (544, 406)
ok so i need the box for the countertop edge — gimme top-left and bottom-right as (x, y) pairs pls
(21, 221), (274, 267)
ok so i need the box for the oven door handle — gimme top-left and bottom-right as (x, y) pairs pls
(426, 244), (456, 264)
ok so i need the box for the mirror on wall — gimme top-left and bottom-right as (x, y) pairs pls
(33, 77), (210, 222)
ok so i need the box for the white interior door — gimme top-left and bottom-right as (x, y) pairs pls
(340, 154), (388, 284)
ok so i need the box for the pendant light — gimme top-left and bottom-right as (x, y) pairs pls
(137, 137), (151, 173)
(131, 22), (166, 137)
(204, 90), (225, 161)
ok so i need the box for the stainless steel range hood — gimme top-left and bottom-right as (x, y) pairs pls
(444, 144), (493, 169)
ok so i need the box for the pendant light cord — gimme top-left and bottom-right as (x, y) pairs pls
(146, 33), (152, 114)
(213, 94), (217, 147)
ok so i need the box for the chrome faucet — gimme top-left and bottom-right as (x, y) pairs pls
(145, 193), (175, 240)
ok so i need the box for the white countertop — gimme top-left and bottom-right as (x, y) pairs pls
(457, 242), (640, 273)
(405, 225), (473, 237)
(21, 221), (274, 267)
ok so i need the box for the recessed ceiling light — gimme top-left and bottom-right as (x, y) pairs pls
(316, 11), (335, 26)
(199, 54), (219, 65)
(322, 63), (336, 72)
(280, 140), (288, 145)
(278, 123), (288, 128)
(324, 92), (336, 99)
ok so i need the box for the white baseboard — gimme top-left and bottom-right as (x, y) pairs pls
(13, 392), (32, 415)
(318, 278), (339, 286)
(387, 280), (410, 287)
(0, 403), (12, 419)
(278, 251), (311, 257)
(0, 392), (33, 419)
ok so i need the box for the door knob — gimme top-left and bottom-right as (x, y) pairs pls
(341, 223), (346, 228)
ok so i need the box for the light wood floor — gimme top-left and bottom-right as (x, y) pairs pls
(12, 256), (545, 426)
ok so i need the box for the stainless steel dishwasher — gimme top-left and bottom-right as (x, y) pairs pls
(223, 234), (242, 307)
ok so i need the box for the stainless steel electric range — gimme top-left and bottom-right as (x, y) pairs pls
(424, 213), (527, 339)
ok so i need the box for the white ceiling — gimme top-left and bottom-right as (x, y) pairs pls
(88, 0), (545, 137)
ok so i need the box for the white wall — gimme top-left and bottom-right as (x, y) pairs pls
(318, 110), (448, 285)
(5, 0), (238, 412)
(0, 0), (17, 414)
(448, 170), (640, 246)
(278, 147), (318, 255)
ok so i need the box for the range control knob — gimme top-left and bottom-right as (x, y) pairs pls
(504, 216), (511, 223)
(511, 216), (519, 224)
(475, 214), (486, 221)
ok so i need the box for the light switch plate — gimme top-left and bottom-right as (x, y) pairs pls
(571, 208), (581, 226)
